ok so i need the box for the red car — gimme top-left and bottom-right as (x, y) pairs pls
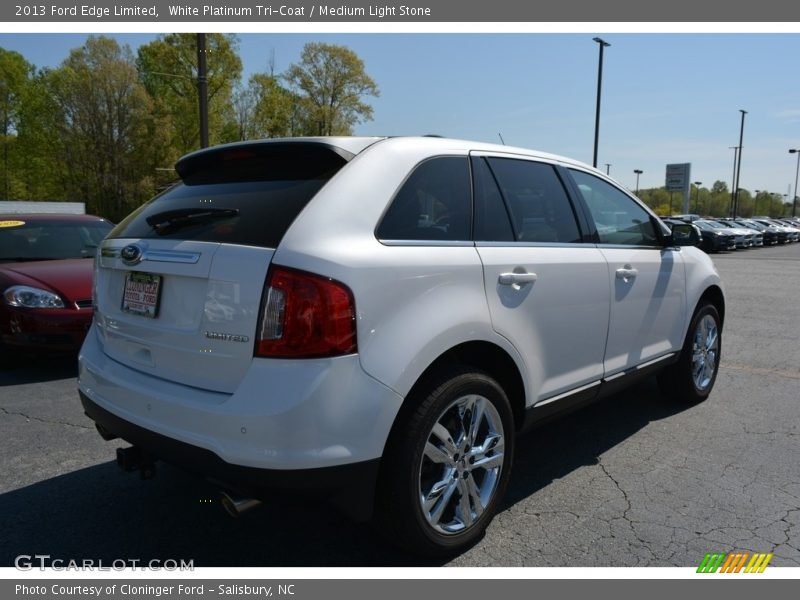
(0, 214), (113, 357)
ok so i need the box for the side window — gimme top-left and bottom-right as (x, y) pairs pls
(569, 169), (659, 246)
(472, 157), (514, 242)
(485, 157), (582, 243)
(376, 156), (471, 241)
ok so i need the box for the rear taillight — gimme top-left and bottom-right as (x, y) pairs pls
(255, 266), (357, 358)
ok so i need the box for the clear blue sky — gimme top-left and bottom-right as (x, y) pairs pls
(3, 33), (800, 195)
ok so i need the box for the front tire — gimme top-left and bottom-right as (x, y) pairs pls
(376, 367), (515, 557)
(658, 302), (721, 403)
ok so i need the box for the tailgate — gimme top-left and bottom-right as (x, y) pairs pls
(95, 238), (272, 394)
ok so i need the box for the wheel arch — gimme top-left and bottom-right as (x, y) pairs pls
(382, 341), (527, 457)
(698, 284), (725, 326)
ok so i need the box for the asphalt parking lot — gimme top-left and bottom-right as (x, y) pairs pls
(1, 243), (798, 567)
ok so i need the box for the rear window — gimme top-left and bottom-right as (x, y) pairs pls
(0, 219), (112, 263)
(108, 143), (350, 248)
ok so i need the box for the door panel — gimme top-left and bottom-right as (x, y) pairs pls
(478, 245), (610, 403)
(599, 247), (686, 375)
(566, 168), (688, 375)
(471, 154), (609, 404)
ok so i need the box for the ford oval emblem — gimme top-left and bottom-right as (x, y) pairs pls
(120, 244), (144, 265)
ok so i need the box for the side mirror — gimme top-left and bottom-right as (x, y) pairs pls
(669, 222), (701, 247)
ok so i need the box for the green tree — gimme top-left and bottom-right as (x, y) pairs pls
(711, 180), (728, 194)
(285, 43), (379, 136)
(13, 69), (64, 201)
(137, 33), (242, 156)
(44, 36), (166, 220)
(736, 189), (753, 217)
(233, 73), (295, 140)
(0, 48), (34, 199)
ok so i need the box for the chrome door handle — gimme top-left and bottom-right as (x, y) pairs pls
(498, 272), (538, 285)
(615, 267), (638, 281)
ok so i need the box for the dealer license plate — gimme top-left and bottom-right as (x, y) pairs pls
(121, 272), (162, 318)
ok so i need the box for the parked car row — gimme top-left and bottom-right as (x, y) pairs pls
(663, 214), (800, 253)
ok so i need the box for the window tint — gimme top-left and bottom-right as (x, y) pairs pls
(109, 143), (349, 248)
(0, 220), (112, 262)
(569, 170), (659, 246)
(472, 157), (514, 242)
(485, 157), (582, 243)
(376, 157), (471, 241)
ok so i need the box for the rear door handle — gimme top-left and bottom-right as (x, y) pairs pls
(498, 272), (538, 286)
(615, 267), (638, 281)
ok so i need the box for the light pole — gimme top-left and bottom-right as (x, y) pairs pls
(733, 110), (747, 218)
(789, 149), (800, 217)
(693, 181), (702, 213)
(634, 169), (643, 194)
(197, 33), (209, 149)
(729, 145), (739, 217)
(592, 37), (610, 168)
(605, 163), (612, 175)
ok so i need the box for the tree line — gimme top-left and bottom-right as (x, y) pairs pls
(636, 181), (795, 218)
(0, 35), (379, 221)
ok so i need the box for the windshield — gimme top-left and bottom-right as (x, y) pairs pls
(737, 220), (762, 230)
(697, 220), (725, 230)
(0, 219), (113, 263)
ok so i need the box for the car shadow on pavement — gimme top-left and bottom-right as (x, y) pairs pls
(0, 356), (78, 386)
(502, 378), (686, 510)
(0, 379), (688, 567)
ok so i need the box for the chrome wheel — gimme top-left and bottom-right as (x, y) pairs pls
(418, 394), (505, 535)
(691, 314), (719, 391)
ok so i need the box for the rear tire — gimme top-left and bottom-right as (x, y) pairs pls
(376, 367), (515, 557)
(658, 302), (721, 403)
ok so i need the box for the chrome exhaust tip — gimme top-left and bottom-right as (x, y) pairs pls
(220, 491), (262, 517)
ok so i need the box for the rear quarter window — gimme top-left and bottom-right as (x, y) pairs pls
(376, 156), (471, 241)
(109, 143), (350, 248)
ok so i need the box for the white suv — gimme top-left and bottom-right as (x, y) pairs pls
(79, 136), (724, 556)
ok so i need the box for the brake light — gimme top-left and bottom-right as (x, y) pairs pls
(255, 266), (357, 358)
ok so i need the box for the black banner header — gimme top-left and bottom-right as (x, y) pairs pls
(4, 0), (800, 23)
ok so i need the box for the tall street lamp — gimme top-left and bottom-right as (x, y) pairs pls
(790, 149), (800, 217)
(592, 37), (610, 168)
(634, 169), (643, 194)
(729, 145), (739, 217)
(197, 33), (209, 149)
(733, 110), (747, 218)
(693, 181), (702, 213)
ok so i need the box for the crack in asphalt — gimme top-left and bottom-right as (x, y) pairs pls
(721, 362), (800, 380)
(594, 454), (660, 564)
(0, 406), (92, 431)
(742, 425), (799, 437)
(588, 450), (800, 566)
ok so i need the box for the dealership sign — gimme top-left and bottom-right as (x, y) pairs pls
(665, 163), (691, 192)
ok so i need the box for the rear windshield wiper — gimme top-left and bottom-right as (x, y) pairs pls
(145, 208), (240, 235)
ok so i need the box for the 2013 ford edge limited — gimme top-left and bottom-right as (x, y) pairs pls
(79, 136), (724, 556)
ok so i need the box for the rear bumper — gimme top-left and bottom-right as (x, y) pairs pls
(78, 324), (403, 471)
(80, 391), (380, 520)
